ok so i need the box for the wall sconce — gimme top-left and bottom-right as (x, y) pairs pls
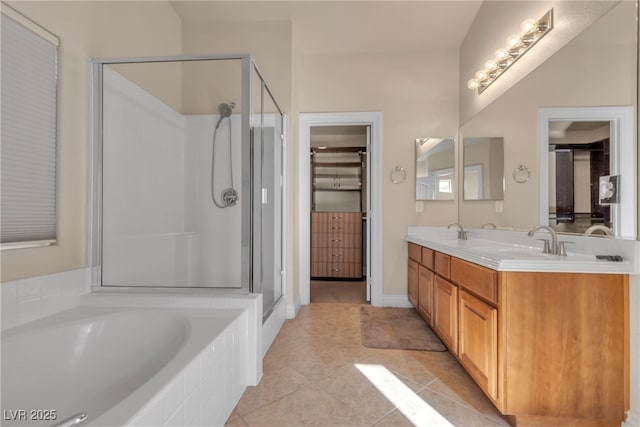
(467, 9), (553, 94)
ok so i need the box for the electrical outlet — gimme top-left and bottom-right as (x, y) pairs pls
(495, 200), (504, 213)
(416, 201), (424, 213)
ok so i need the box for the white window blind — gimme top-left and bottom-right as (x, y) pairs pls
(1, 7), (58, 247)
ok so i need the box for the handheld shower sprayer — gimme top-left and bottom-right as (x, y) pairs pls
(211, 101), (238, 208)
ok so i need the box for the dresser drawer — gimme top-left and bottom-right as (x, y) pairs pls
(451, 257), (497, 305)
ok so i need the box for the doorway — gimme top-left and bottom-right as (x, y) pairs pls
(298, 112), (382, 310)
(310, 128), (367, 303)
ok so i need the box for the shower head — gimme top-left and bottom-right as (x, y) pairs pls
(215, 102), (235, 130)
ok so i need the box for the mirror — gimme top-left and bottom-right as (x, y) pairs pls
(457, 1), (637, 235)
(463, 137), (504, 200)
(539, 106), (635, 237)
(415, 138), (455, 201)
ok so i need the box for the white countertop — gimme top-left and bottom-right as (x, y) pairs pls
(406, 226), (640, 274)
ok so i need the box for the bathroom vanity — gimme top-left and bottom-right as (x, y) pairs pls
(406, 227), (633, 427)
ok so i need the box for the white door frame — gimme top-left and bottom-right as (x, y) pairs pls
(298, 112), (383, 309)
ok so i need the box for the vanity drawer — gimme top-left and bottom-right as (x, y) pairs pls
(408, 243), (422, 263)
(451, 257), (497, 305)
(421, 247), (434, 270)
(434, 252), (451, 279)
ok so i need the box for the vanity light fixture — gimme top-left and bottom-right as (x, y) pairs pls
(467, 9), (553, 94)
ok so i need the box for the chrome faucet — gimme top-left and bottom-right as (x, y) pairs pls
(481, 223), (497, 229)
(528, 225), (558, 255)
(584, 225), (613, 236)
(448, 223), (467, 240)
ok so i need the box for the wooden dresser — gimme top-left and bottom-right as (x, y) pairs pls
(311, 212), (362, 278)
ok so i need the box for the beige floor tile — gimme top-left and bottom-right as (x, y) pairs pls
(242, 385), (369, 427)
(315, 363), (422, 424)
(232, 302), (509, 427)
(427, 364), (507, 425)
(234, 365), (311, 417)
(224, 412), (249, 427)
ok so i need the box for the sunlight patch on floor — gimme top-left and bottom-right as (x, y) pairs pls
(355, 363), (455, 427)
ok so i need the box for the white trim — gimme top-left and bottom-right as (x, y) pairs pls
(286, 303), (299, 319)
(623, 410), (640, 427)
(298, 112), (383, 307)
(0, 3), (59, 46)
(0, 240), (55, 251)
(538, 106), (636, 238)
(381, 294), (413, 308)
(262, 298), (286, 356)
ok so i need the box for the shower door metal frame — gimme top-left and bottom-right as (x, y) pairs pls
(88, 54), (254, 293)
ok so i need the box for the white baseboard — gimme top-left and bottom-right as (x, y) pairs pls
(286, 302), (300, 319)
(382, 294), (413, 308)
(262, 299), (286, 357)
(623, 409), (640, 427)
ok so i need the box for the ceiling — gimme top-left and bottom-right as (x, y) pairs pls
(170, 1), (482, 55)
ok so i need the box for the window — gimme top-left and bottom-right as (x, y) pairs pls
(1, 5), (59, 249)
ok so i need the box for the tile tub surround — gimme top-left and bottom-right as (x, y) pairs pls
(1, 268), (91, 330)
(406, 226), (640, 274)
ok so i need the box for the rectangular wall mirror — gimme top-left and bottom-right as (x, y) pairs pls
(463, 137), (504, 200)
(415, 138), (455, 201)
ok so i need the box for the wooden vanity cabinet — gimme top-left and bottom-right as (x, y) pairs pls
(406, 241), (629, 426)
(458, 289), (498, 401)
(433, 275), (458, 354)
(407, 258), (419, 308)
(417, 265), (434, 325)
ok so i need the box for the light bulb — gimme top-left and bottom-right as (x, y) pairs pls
(475, 70), (487, 81)
(494, 48), (508, 60)
(467, 79), (479, 90)
(520, 18), (537, 35)
(484, 60), (497, 71)
(506, 34), (521, 49)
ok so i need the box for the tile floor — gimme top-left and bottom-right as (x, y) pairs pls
(310, 280), (367, 304)
(227, 303), (510, 426)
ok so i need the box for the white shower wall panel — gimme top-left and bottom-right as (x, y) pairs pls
(185, 115), (243, 287)
(102, 67), (200, 286)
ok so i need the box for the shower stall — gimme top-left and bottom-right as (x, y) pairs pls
(89, 55), (284, 319)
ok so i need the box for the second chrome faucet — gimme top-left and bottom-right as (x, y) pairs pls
(448, 223), (467, 240)
(527, 225), (574, 256)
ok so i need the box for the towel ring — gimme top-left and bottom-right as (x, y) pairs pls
(513, 164), (531, 183)
(390, 166), (406, 184)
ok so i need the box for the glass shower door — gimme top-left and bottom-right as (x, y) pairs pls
(253, 67), (284, 319)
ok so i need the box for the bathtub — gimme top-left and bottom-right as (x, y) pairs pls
(1, 305), (248, 426)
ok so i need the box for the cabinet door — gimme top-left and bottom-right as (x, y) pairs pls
(417, 265), (434, 325)
(458, 290), (498, 402)
(433, 275), (458, 353)
(407, 259), (419, 308)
